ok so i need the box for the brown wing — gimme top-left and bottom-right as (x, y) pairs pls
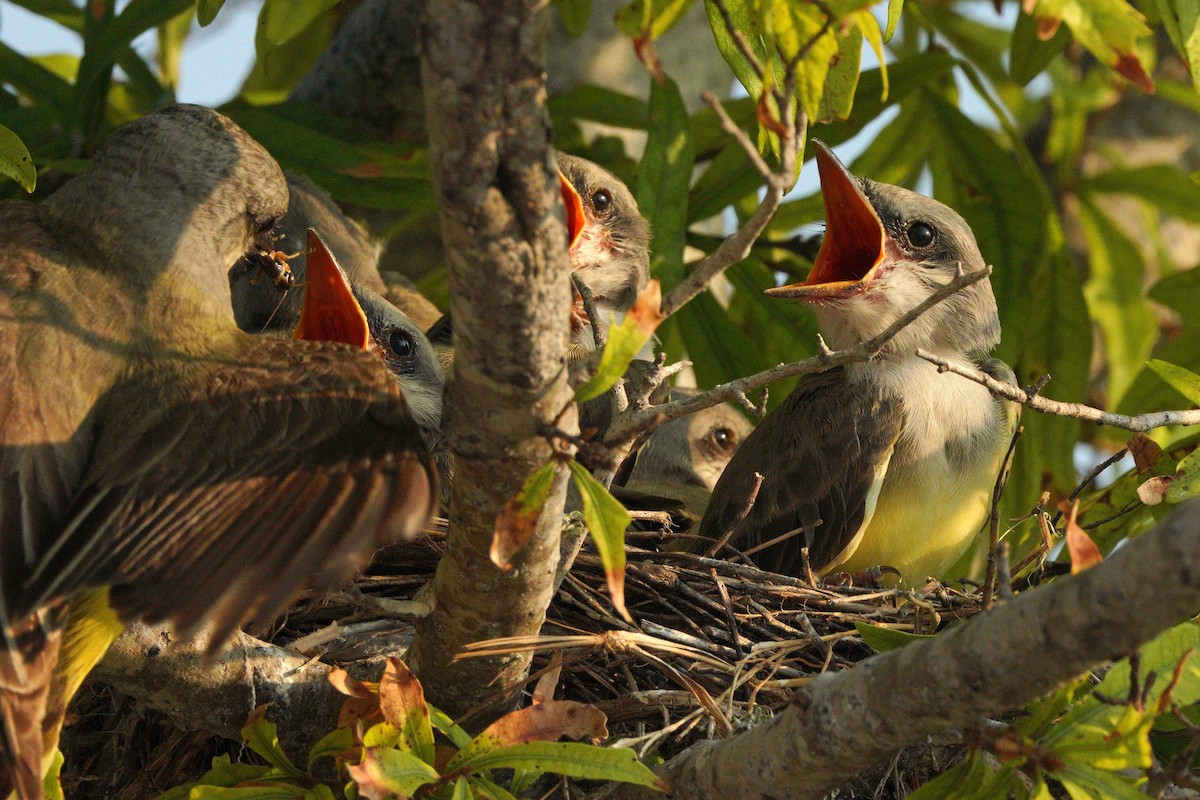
(18, 334), (436, 648)
(697, 368), (900, 575)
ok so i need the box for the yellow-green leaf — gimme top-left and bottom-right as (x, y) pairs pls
(240, 706), (303, 778)
(1147, 359), (1200, 406)
(346, 747), (440, 800)
(1024, 0), (1154, 91)
(379, 658), (435, 766)
(493, 461), (563, 569)
(555, 0), (593, 36)
(0, 121), (36, 193)
(818, 27), (862, 122)
(196, 0), (227, 26)
(575, 280), (666, 403)
(616, 0), (696, 39)
(261, 0), (339, 46)
(884, 0), (903, 41)
(450, 741), (668, 792)
(568, 461), (632, 620)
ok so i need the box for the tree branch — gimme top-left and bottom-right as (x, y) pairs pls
(916, 350), (1200, 432)
(611, 500), (1200, 800)
(607, 266), (992, 445)
(404, 1), (577, 719)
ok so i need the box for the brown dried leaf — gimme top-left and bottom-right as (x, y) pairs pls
(627, 278), (666, 336)
(379, 658), (435, 765)
(1061, 500), (1103, 573)
(1128, 434), (1164, 473)
(532, 652), (564, 706)
(329, 667), (381, 728)
(475, 698), (609, 749)
(492, 461), (559, 570)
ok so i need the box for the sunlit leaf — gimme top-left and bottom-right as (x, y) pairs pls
(1147, 360), (1200, 406)
(243, 10), (336, 106)
(1061, 500), (1103, 573)
(447, 697), (608, 771)
(1080, 164), (1200, 224)
(347, 747), (440, 800)
(240, 706), (303, 778)
(818, 26), (863, 122)
(493, 461), (563, 569)
(1151, 0), (1200, 89)
(907, 750), (1017, 799)
(567, 460), (632, 619)
(0, 124), (35, 192)
(261, 0), (339, 46)
(885, 0), (903, 40)
(617, 0), (696, 40)
(549, 85), (650, 131)
(1023, 0), (1154, 91)
(575, 280), (666, 402)
(448, 741), (668, 791)
(379, 658), (435, 766)
(1138, 448), (1200, 504)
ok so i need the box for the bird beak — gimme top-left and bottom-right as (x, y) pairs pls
(559, 171), (586, 251)
(765, 141), (886, 300)
(293, 228), (371, 349)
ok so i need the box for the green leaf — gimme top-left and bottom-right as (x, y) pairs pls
(1025, 0), (1154, 91)
(854, 623), (935, 652)
(1076, 194), (1154, 408)
(907, 751), (1016, 799)
(160, 755), (279, 800)
(770, 1), (840, 121)
(468, 776), (520, 800)
(430, 706), (474, 751)
(574, 281), (665, 403)
(687, 139), (760, 223)
(451, 741), (667, 791)
(42, 748), (64, 800)
(242, 10), (336, 105)
(555, 0), (593, 36)
(1055, 765), (1147, 800)
(1094, 621), (1200, 707)
(884, 0), (903, 40)
(1010, 8), (1071, 85)
(241, 709), (304, 778)
(6, 0), (84, 32)
(668, 291), (771, 391)
(568, 461), (632, 619)
(1014, 676), (1092, 738)
(704, 0), (764, 101)
(450, 777), (472, 800)
(818, 26), (863, 122)
(346, 747), (441, 800)
(177, 787), (311, 799)
(616, 0), (696, 39)
(261, 0), (340, 46)
(1147, 360), (1200, 406)
(1120, 269), (1200, 422)
(0, 42), (75, 118)
(0, 124), (35, 192)
(636, 75), (693, 286)
(196, 0), (228, 26)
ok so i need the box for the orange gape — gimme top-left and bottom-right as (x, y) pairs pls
(293, 228), (371, 349)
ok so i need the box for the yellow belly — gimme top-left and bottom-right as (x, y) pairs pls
(832, 444), (1002, 582)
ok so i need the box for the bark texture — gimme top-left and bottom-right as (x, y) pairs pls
(94, 624), (340, 760)
(404, 0), (577, 718)
(612, 500), (1200, 800)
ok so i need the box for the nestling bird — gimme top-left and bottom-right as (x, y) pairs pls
(556, 152), (651, 349)
(228, 176), (446, 445)
(697, 141), (1018, 583)
(0, 105), (436, 798)
(621, 397), (753, 534)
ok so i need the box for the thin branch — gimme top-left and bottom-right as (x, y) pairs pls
(572, 271), (607, 351)
(916, 351), (1200, 432)
(983, 425), (1022, 611)
(607, 266), (992, 445)
(705, 472), (764, 558)
(659, 95), (804, 318)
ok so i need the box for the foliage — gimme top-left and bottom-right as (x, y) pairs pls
(161, 658), (666, 800)
(905, 622), (1200, 798)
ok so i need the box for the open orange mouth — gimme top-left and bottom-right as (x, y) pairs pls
(559, 171), (585, 250)
(765, 141), (886, 300)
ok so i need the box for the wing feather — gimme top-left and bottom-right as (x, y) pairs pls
(698, 368), (901, 575)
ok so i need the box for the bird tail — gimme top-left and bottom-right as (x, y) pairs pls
(1, 608), (62, 800)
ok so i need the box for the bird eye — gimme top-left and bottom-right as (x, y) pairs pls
(906, 221), (936, 250)
(388, 329), (414, 358)
(709, 427), (737, 452)
(591, 189), (612, 214)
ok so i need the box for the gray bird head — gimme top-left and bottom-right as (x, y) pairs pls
(556, 152), (650, 322)
(626, 399), (753, 519)
(766, 141), (999, 359)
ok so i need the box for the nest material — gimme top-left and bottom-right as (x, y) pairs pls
(61, 517), (987, 798)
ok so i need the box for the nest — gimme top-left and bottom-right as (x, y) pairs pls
(61, 517), (987, 798)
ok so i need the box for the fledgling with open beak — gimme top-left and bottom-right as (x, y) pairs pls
(621, 397), (753, 535)
(0, 106), (436, 799)
(556, 151), (651, 350)
(698, 141), (1018, 583)
(229, 183), (446, 459)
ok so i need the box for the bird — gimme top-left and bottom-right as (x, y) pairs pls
(0, 104), (436, 799)
(696, 141), (1018, 584)
(620, 396), (753, 535)
(228, 176), (446, 447)
(555, 152), (651, 351)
